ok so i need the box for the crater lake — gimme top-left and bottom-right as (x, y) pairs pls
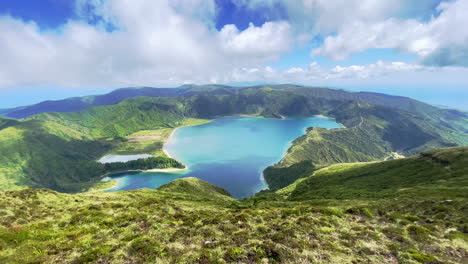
(107, 116), (342, 198)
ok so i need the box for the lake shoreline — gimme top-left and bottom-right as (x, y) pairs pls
(163, 118), (214, 159)
(94, 165), (189, 192)
(97, 115), (342, 196)
(163, 129), (177, 159)
(96, 119), (208, 191)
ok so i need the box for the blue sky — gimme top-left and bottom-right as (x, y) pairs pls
(0, 0), (467, 110)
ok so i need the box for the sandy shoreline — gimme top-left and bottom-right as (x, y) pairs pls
(162, 128), (178, 159)
(94, 179), (119, 192)
(162, 118), (213, 159)
(313, 114), (346, 128)
(94, 120), (214, 192)
(145, 167), (187, 172)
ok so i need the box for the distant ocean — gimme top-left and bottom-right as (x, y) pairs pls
(345, 86), (468, 111)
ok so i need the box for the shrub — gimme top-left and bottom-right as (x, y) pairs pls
(407, 225), (431, 242)
(346, 207), (374, 218)
(128, 236), (166, 257)
(225, 247), (245, 260)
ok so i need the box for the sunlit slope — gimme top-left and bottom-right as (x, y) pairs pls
(277, 147), (468, 200)
(158, 177), (234, 201)
(32, 97), (186, 139)
(1, 174), (467, 263)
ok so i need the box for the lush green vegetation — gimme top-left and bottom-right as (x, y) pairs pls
(275, 147), (468, 200)
(158, 177), (233, 200)
(0, 86), (467, 193)
(263, 160), (316, 191)
(1, 85), (467, 263)
(103, 157), (184, 172)
(1, 147), (467, 263)
(264, 101), (466, 190)
(32, 97), (187, 139)
(0, 119), (112, 192)
(0, 109), (194, 192)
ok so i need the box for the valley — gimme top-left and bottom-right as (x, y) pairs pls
(0, 85), (467, 263)
(1, 85), (467, 193)
(2, 1), (468, 263)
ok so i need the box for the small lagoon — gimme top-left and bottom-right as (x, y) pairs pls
(98, 154), (153, 163)
(107, 116), (342, 198)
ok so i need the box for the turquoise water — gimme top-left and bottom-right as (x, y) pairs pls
(98, 154), (153, 163)
(108, 116), (342, 198)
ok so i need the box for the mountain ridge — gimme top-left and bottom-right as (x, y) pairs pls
(4, 84), (467, 120)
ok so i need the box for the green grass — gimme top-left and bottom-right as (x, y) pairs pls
(158, 177), (234, 201)
(276, 147), (468, 200)
(1, 148), (467, 263)
(1, 176), (466, 263)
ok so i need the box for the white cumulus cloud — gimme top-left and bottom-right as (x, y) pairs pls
(312, 0), (468, 65)
(0, 0), (293, 89)
(0, 0), (467, 91)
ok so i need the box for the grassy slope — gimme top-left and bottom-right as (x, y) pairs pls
(0, 119), (112, 192)
(1, 152), (467, 263)
(158, 177), (234, 200)
(281, 101), (465, 168)
(277, 147), (468, 200)
(32, 97), (187, 139)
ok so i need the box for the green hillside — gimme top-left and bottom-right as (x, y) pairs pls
(0, 119), (112, 191)
(1, 148), (467, 263)
(263, 101), (467, 190)
(32, 97), (187, 139)
(158, 177), (234, 201)
(276, 147), (468, 200)
(0, 102), (187, 192)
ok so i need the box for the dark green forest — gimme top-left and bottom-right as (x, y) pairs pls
(103, 157), (184, 172)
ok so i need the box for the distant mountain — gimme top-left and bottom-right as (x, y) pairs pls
(0, 108), (14, 116)
(2, 87), (186, 119)
(4, 84), (467, 121)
